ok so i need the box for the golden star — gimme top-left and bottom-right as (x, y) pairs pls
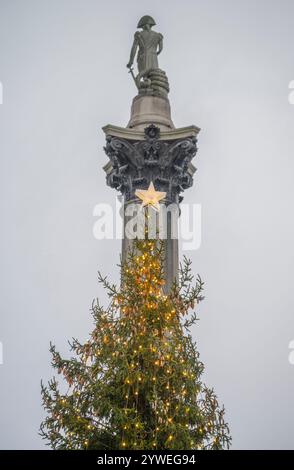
(135, 181), (166, 211)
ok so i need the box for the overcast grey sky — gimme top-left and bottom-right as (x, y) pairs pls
(0, 0), (294, 449)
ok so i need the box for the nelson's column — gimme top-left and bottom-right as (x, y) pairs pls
(103, 15), (199, 290)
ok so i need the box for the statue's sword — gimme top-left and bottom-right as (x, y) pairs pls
(128, 67), (139, 90)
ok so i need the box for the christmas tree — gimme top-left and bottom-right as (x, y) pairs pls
(40, 238), (231, 450)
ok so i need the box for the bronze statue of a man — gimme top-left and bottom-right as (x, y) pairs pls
(127, 15), (163, 86)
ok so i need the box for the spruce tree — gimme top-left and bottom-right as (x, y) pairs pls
(40, 239), (231, 450)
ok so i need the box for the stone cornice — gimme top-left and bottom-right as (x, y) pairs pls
(102, 124), (200, 142)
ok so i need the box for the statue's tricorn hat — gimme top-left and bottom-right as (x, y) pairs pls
(137, 15), (156, 28)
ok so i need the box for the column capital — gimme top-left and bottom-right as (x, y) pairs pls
(103, 124), (199, 205)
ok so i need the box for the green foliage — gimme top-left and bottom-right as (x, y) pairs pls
(40, 239), (231, 450)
